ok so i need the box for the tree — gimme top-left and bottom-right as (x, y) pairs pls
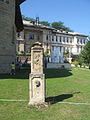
(51, 21), (73, 32)
(78, 55), (83, 67)
(80, 40), (90, 69)
(22, 15), (35, 21)
(22, 15), (73, 32)
(39, 21), (50, 26)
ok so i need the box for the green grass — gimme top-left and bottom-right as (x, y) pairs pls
(0, 68), (90, 120)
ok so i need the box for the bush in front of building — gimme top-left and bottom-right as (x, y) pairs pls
(71, 60), (79, 67)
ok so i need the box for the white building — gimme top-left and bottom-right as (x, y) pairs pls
(16, 20), (88, 63)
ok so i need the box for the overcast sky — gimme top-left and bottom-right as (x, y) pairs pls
(21, 0), (90, 35)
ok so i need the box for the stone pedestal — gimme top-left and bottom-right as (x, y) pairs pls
(28, 42), (46, 106)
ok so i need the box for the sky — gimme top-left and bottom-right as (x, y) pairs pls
(20, 0), (90, 35)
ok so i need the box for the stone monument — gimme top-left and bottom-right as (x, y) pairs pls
(28, 42), (46, 106)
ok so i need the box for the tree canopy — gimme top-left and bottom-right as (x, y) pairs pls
(51, 21), (73, 32)
(22, 16), (73, 32)
(39, 21), (50, 26)
(22, 15), (35, 21)
(80, 40), (90, 68)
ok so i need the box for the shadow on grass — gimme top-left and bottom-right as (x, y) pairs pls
(0, 68), (72, 79)
(0, 69), (30, 80)
(46, 92), (80, 104)
(44, 68), (73, 78)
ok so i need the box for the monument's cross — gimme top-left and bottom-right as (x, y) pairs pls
(28, 42), (46, 106)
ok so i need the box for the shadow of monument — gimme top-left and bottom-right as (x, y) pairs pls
(44, 68), (73, 78)
(46, 92), (80, 104)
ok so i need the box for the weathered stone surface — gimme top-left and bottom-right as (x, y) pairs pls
(0, 1), (16, 73)
(28, 42), (46, 106)
(29, 73), (45, 105)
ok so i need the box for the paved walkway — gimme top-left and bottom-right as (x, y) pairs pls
(0, 99), (90, 106)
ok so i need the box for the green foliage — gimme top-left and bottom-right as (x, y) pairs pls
(51, 21), (64, 30)
(22, 15), (73, 32)
(51, 21), (73, 32)
(22, 15), (35, 21)
(16, 51), (30, 56)
(80, 40), (90, 68)
(71, 60), (79, 67)
(39, 21), (50, 26)
(44, 49), (50, 57)
(78, 55), (83, 67)
(16, 51), (19, 55)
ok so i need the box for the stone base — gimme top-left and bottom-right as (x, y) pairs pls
(28, 101), (49, 107)
(29, 73), (46, 106)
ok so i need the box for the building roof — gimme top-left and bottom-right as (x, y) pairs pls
(53, 30), (88, 37)
(23, 20), (54, 30)
(15, 0), (26, 32)
(23, 20), (88, 37)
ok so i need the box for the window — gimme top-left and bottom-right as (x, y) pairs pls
(29, 34), (34, 39)
(60, 46), (62, 52)
(52, 36), (54, 41)
(84, 39), (86, 44)
(70, 38), (72, 43)
(17, 32), (20, 37)
(46, 35), (48, 40)
(24, 34), (25, 39)
(80, 39), (82, 44)
(77, 38), (79, 44)
(52, 46), (54, 51)
(60, 36), (62, 42)
(67, 37), (69, 43)
(56, 36), (58, 42)
(81, 46), (83, 51)
(63, 37), (65, 42)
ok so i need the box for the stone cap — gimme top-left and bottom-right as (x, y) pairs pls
(32, 42), (42, 48)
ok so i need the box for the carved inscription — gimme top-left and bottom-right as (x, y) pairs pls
(33, 52), (41, 72)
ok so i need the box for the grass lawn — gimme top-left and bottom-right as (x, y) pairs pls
(0, 68), (90, 120)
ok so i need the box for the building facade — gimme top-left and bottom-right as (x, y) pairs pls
(16, 20), (88, 63)
(0, 0), (25, 73)
(0, 0), (16, 73)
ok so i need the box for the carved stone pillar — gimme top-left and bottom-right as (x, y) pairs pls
(28, 42), (46, 106)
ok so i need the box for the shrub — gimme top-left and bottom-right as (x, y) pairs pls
(71, 60), (78, 67)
